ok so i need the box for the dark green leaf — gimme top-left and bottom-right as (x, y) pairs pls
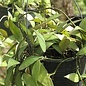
(59, 36), (70, 52)
(83, 0), (86, 6)
(4, 67), (14, 86)
(15, 71), (22, 86)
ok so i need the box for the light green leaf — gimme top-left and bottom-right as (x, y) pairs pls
(77, 47), (86, 55)
(38, 63), (54, 86)
(23, 73), (36, 86)
(0, 78), (4, 85)
(59, 36), (70, 52)
(43, 33), (58, 41)
(34, 30), (46, 52)
(7, 58), (20, 69)
(34, 13), (44, 21)
(28, 0), (35, 4)
(9, 19), (23, 42)
(15, 5), (25, 14)
(0, 29), (8, 37)
(81, 74), (86, 78)
(46, 13), (60, 22)
(19, 56), (43, 70)
(64, 73), (79, 83)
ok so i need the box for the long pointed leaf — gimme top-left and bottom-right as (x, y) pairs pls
(34, 30), (46, 52)
(19, 56), (43, 70)
(9, 19), (23, 42)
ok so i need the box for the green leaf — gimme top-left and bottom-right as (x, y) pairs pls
(9, 19), (23, 42)
(43, 33), (58, 41)
(52, 44), (62, 54)
(81, 74), (86, 78)
(32, 60), (41, 83)
(20, 23), (34, 44)
(38, 63), (54, 86)
(77, 47), (86, 55)
(34, 13), (44, 21)
(0, 78), (4, 85)
(15, 71), (22, 86)
(83, 0), (86, 5)
(19, 56), (43, 70)
(4, 67), (14, 86)
(7, 58), (20, 69)
(23, 73), (36, 86)
(64, 73), (79, 83)
(17, 40), (28, 58)
(28, 0), (35, 4)
(15, 5), (24, 14)
(34, 30), (46, 52)
(59, 36), (70, 52)
(46, 13), (60, 22)
(79, 18), (86, 31)
(0, 29), (8, 37)
(69, 41), (79, 51)
(46, 42), (54, 49)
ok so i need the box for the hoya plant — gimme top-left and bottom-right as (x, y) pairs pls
(1, 0), (86, 86)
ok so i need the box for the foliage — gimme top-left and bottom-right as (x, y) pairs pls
(0, 0), (86, 86)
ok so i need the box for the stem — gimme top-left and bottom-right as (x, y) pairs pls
(73, 0), (83, 19)
(50, 58), (74, 77)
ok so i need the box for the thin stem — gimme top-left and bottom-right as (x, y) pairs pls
(73, 0), (83, 19)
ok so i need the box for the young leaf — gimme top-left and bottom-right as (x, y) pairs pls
(34, 30), (46, 52)
(64, 73), (79, 83)
(19, 56), (43, 70)
(7, 58), (20, 69)
(23, 73), (36, 86)
(9, 19), (23, 42)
